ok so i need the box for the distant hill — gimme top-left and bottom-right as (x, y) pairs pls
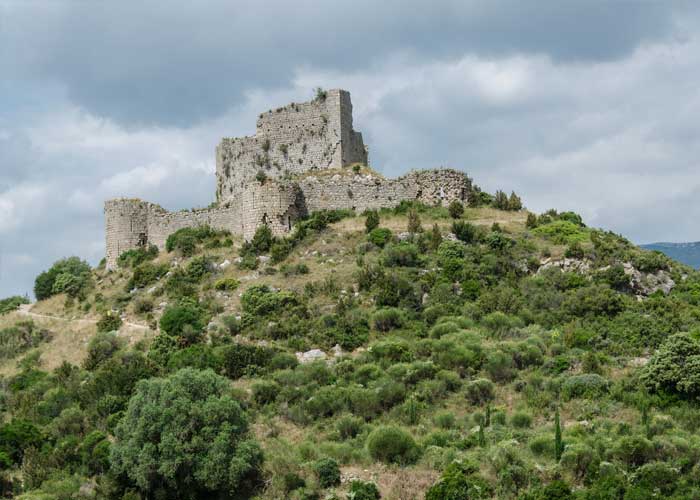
(641, 241), (700, 268)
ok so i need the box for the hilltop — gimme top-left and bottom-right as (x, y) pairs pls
(1, 197), (700, 500)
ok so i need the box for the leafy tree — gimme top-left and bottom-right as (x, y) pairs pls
(425, 462), (471, 500)
(492, 190), (509, 210)
(110, 368), (263, 498)
(96, 311), (122, 333)
(366, 426), (419, 464)
(34, 257), (91, 300)
(526, 212), (538, 228)
(159, 301), (205, 342)
(508, 191), (523, 211)
(641, 333), (700, 398)
(429, 223), (443, 250)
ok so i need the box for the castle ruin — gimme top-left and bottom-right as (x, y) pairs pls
(105, 89), (474, 269)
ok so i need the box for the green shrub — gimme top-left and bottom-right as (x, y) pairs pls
(0, 295), (29, 315)
(313, 457), (340, 488)
(252, 380), (280, 406)
(270, 239), (294, 263)
(96, 311), (122, 333)
(241, 285), (305, 318)
(365, 210), (379, 233)
(510, 411), (532, 429)
(110, 368), (263, 498)
(560, 443), (599, 482)
(368, 227), (392, 248)
(0, 419), (43, 464)
(127, 261), (169, 290)
(609, 435), (654, 467)
(372, 308), (404, 332)
(248, 224), (274, 254)
(165, 226), (226, 256)
(561, 374), (609, 400)
(347, 480), (380, 500)
(641, 333), (700, 398)
(117, 244), (158, 268)
(336, 414), (364, 440)
(366, 426), (419, 464)
(533, 221), (588, 245)
(425, 462), (472, 500)
(564, 242), (585, 259)
(34, 257), (92, 300)
(382, 242), (420, 267)
(218, 343), (275, 379)
(84, 331), (124, 370)
(632, 250), (669, 273)
(0, 320), (51, 360)
(448, 200), (464, 219)
(465, 378), (495, 405)
(214, 277), (240, 291)
(452, 220), (479, 243)
(159, 301), (204, 339)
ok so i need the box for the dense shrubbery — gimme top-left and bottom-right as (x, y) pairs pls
(10, 199), (700, 499)
(165, 225), (230, 256)
(117, 244), (158, 267)
(34, 257), (92, 300)
(366, 426), (419, 464)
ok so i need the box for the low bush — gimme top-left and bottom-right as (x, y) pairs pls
(533, 221), (588, 245)
(368, 227), (392, 248)
(0, 321), (51, 360)
(465, 378), (495, 405)
(214, 277), (240, 291)
(127, 262), (169, 290)
(218, 343), (275, 379)
(84, 331), (124, 370)
(510, 411), (533, 429)
(159, 301), (205, 340)
(448, 200), (464, 219)
(365, 210), (380, 233)
(117, 244), (158, 268)
(382, 242), (420, 267)
(372, 308), (404, 332)
(452, 220), (480, 244)
(348, 480), (380, 500)
(96, 311), (122, 333)
(561, 374), (609, 400)
(313, 457), (341, 488)
(366, 426), (419, 464)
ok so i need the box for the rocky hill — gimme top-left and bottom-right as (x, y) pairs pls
(1, 200), (699, 500)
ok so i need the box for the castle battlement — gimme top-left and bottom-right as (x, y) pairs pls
(105, 90), (473, 269)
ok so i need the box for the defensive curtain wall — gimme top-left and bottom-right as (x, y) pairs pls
(104, 90), (474, 269)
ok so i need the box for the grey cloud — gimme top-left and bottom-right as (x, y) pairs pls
(1, 0), (690, 126)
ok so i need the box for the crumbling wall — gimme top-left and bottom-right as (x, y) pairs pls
(104, 182), (301, 269)
(215, 89), (367, 203)
(298, 168), (473, 213)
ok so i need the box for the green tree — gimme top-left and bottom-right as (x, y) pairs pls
(110, 368), (263, 498)
(508, 191), (523, 211)
(555, 407), (563, 461)
(492, 190), (509, 210)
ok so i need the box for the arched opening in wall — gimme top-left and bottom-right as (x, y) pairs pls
(262, 213), (269, 225)
(287, 216), (291, 230)
(138, 233), (147, 247)
(415, 189), (422, 199)
(461, 188), (466, 201)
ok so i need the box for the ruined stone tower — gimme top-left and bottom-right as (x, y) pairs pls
(104, 89), (474, 270)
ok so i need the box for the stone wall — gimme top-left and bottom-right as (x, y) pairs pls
(215, 89), (367, 203)
(104, 89), (477, 270)
(298, 168), (473, 213)
(104, 182), (302, 269)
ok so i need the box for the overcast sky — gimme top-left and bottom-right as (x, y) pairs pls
(2, 0), (700, 298)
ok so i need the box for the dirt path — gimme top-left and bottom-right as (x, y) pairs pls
(17, 304), (151, 331)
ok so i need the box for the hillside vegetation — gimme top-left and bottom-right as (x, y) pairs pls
(1, 198), (700, 500)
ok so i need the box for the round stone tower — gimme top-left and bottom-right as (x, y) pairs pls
(104, 199), (150, 270)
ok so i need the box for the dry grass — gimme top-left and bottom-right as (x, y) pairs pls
(340, 465), (439, 500)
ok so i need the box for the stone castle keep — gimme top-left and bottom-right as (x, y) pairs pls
(105, 89), (474, 269)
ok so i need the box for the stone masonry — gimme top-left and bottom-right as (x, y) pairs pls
(105, 90), (474, 269)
